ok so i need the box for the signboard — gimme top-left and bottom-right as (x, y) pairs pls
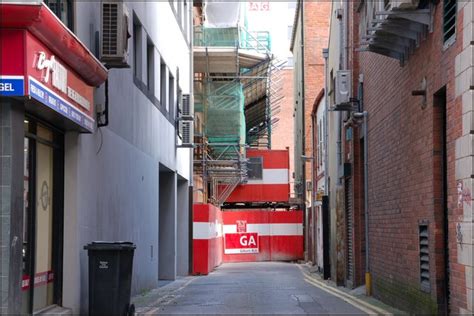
(0, 29), (95, 132)
(0, 76), (24, 96)
(224, 232), (259, 254)
(249, 2), (269, 11)
(25, 32), (95, 132)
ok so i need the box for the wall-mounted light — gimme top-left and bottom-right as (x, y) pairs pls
(411, 77), (427, 109)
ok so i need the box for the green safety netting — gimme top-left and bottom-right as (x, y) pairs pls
(194, 26), (270, 54)
(195, 81), (246, 147)
(194, 26), (239, 47)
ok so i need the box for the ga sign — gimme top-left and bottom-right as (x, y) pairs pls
(224, 232), (259, 254)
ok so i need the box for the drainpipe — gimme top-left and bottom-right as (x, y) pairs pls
(299, 0), (308, 261)
(322, 49), (329, 196)
(188, 0), (194, 275)
(353, 111), (370, 295)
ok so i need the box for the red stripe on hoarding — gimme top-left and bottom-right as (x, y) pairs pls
(247, 149), (289, 169)
(226, 184), (289, 203)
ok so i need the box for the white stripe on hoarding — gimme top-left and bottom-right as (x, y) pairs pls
(223, 223), (303, 236)
(246, 169), (288, 185)
(193, 222), (223, 240)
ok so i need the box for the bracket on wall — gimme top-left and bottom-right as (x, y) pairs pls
(411, 77), (427, 109)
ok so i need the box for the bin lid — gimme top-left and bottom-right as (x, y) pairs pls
(84, 241), (136, 251)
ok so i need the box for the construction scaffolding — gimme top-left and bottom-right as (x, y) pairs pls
(193, 5), (284, 205)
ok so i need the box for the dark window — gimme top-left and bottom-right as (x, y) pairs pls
(160, 60), (167, 108)
(133, 16), (143, 79)
(169, 73), (175, 114)
(44, 0), (74, 31)
(443, 0), (457, 44)
(248, 157), (263, 180)
(147, 39), (155, 94)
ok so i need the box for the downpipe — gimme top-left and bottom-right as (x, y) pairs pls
(352, 111), (371, 296)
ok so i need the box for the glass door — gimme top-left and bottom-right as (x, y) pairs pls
(22, 119), (63, 313)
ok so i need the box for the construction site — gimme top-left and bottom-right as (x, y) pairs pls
(191, 2), (303, 274)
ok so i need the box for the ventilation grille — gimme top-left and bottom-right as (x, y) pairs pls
(182, 94), (191, 116)
(443, 0), (457, 43)
(346, 177), (354, 286)
(102, 3), (119, 55)
(419, 224), (430, 292)
(179, 120), (194, 147)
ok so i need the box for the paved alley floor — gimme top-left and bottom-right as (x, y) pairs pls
(133, 262), (370, 315)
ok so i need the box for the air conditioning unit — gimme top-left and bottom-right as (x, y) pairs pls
(389, 0), (419, 10)
(177, 94), (194, 148)
(335, 70), (351, 105)
(100, 0), (131, 68)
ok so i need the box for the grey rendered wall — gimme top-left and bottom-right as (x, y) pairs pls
(0, 100), (24, 314)
(62, 1), (191, 313)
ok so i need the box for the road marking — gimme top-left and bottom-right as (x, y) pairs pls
(137, 277), (197, 315)
(298, 265), (393, 316)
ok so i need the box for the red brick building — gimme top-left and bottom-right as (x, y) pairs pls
(331, 0), (473, 314)
(291, 0), (331, 264)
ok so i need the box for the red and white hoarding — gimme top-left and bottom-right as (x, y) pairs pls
(226, 149), (290, 203)
(224, 232), (259, 254)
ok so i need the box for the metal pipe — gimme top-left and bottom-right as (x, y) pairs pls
(353, 110), (370, 295)
(323, 49), (329, 195)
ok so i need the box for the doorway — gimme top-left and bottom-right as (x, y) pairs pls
(433, 87), (450, 314)
(158, 167), (177, 281)
(22, 118), (64, 313)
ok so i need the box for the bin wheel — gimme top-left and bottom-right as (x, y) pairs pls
(128, 304), (135, 316)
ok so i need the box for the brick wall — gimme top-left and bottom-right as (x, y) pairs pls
(353, 1), (468, 314)
(271, 68), (295, 193)
(303, 1), (331, 183)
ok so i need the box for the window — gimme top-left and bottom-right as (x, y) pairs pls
(248, 157), (263, 180)
(160, 60), (167, 108)
(319, 121), (323, 167)
(168, 73), (175, 115)
(443, 0), (457, 44)
(147, 39), (154, 94)
(287, 25), (293, 41)
(44, 0), (74, 31)
(133, 16), (143, 79)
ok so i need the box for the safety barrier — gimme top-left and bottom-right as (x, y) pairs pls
(192, 204), (223, 275)
(222, 210), (303, 262)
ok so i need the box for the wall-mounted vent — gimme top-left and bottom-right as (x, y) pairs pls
(443, 0), (457, 44)
(335, 70), (351, 105)
(177, 94), (194, 148)
(419, 224), (430, 292)
(100, 0), (131, 68)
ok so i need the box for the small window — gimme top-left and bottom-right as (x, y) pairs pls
(147, 40), (154, 94)
(248, 157), (263, 180)
(160, 60), (167, 108)
(168, 73), (175, 114)
(133, 17), (143, 79)
(443, 0), (457, 44)
(44, 0), (74, 31)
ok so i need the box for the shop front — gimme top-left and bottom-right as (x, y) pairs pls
(0, 2), (107, 313)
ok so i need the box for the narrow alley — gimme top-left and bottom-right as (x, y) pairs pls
(133, 262), (374, 315)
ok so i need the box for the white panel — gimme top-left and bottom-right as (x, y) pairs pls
(247, 169), (289, 185)
(193, 221), (223, 239)
(223, 223), (303, 236)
